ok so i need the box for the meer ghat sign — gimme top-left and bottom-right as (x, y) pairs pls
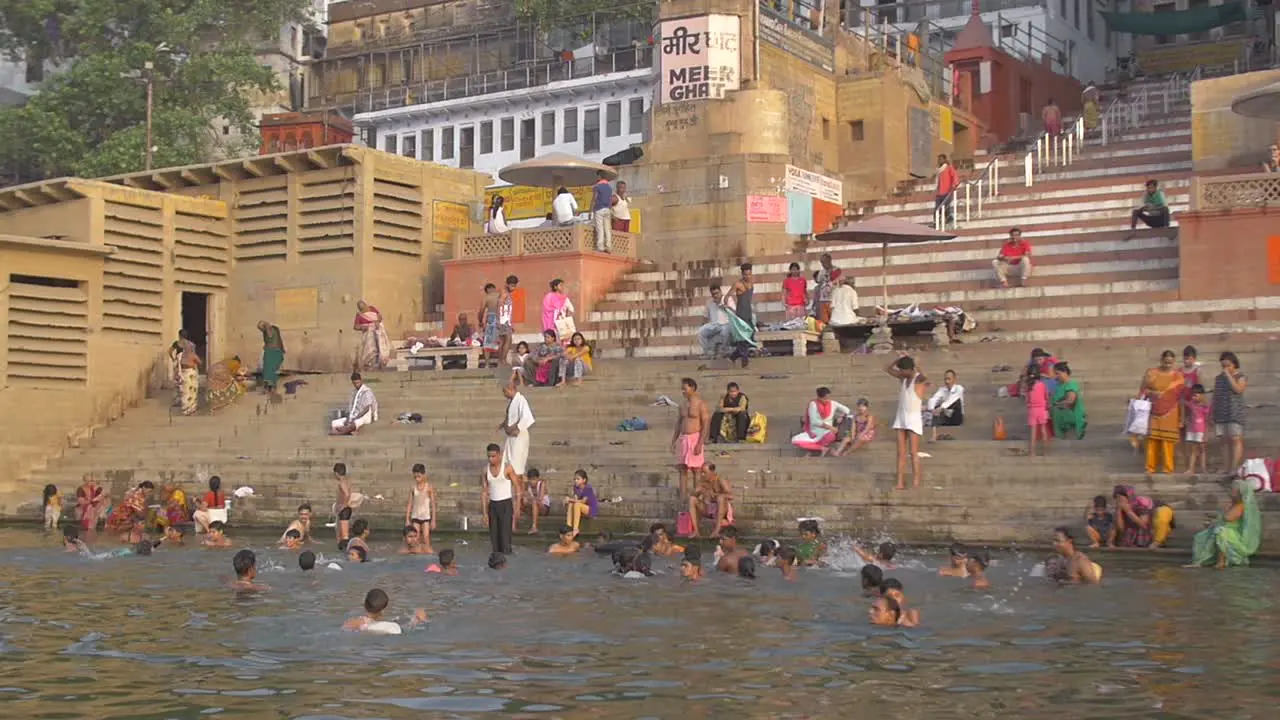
(658, 14), (741, 103)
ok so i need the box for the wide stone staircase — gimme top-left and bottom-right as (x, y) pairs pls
(580, 73), (1279, 359)
(11, 341), (1280, 551)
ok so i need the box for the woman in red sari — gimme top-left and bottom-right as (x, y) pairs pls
(105, 481), (154, 543)
(75, 473), (107, 531)
(354, 300), (392, 371)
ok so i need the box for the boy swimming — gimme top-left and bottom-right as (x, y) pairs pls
(860, 564), (884, 596)
(736, 555), (757, 579)
(203, 521), (232, 548)
(878, 578), (919, 627)
(938, 542), (969, 577)
(795, 520), (827, 566)
(966, 549), (991, 590)
(855, 541), (896, 569)
(680, 547), (704, 581)
(548, 525), (581, 554)
(346, 518), (371, 558)
(426, 548), (458, 575)
(231, 549), (268, 592)
(777, 546), (799, 581)
(348, 545), (368, 563)
(714, 525), (746, 573)
(342, 588), (427, 634)
(299, 550), (316, 571)
(280, 529), (303, 550)
(62, 525), (85, 553)
(399, 525), (430, 555)
(868, 595), (904, 627)
(649, 523), (685, 556)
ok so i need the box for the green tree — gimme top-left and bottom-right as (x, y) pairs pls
(0, 0), (314, 180)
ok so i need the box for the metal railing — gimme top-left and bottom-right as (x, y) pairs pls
(839, 8), (952, 104)
(1099, 67), (1198, 146)
(934, 155), (1001, 231)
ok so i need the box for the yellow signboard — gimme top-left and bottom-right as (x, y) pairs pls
(937, 104), (954, 145)
(485, 185), (598, 221)
(432, 200), (471, 245)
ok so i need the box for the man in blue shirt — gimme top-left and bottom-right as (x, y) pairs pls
(591, 170), (614, 252)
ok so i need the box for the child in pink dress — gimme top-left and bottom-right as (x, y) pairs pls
(1026, 369), (1050, 456)
(1182, 383), (1211, 474)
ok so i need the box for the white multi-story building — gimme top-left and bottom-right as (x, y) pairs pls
(353, 57), (655, 185)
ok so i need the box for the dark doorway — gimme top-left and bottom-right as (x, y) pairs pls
(181, 292), (210, 370)
(520, 118), (536, 160)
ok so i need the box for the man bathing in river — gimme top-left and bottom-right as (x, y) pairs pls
(714, 525), (747, 573)
(670, 377), (710, 499)
(1052, 527), (1101, 584)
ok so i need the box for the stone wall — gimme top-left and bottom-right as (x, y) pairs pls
(1190, 69), (1280, 172)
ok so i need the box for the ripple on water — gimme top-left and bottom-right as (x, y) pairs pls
(363, 695), (510, 712)
(961, 662), (1050, 675)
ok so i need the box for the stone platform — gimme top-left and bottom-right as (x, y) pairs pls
(10, 341), (1280, 552)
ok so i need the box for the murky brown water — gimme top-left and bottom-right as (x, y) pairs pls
(0, 527), (1276, 719)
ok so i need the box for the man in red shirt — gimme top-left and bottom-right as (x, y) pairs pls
(934, 154), (958, 226)
(993, 227), (1032, 288)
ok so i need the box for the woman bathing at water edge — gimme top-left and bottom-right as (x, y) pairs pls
(886, 353), (927, 489)
(1188, 478), (1261, 569)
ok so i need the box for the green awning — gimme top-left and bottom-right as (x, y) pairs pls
(1102, 2), (1247, 36)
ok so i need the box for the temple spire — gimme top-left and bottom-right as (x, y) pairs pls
(954, 0), (995, 49)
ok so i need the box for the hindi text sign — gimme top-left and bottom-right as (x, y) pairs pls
(746, 195), (787, 223)
(658, 14), (741, 104)
(784, 165), (842, 206)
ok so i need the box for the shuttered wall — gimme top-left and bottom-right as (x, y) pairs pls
(5, 277), (89, 386)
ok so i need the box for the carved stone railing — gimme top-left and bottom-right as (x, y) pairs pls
(1192, 172), (1280, 211)
(456, 225), (637, 260)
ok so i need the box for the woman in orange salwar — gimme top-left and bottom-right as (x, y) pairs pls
(1138, 350), (1184, 474)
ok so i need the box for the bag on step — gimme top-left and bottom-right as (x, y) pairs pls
(745, 412), (768, 443)
(1125, 398), (1151, 437)
(992, 416), (1008, 441)
(554, 312), (577, 340)
(676, 511), (695, 538)
(1239, 458), (1272, 493)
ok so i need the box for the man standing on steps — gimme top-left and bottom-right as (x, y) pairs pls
(591, 170), (613, 252)
(934, 154), (958, 227)
(500, 377), (535, 529)
(481, 442), (521, 555)
(671, 377), (710, 500)
(993, 227), (1032, 289)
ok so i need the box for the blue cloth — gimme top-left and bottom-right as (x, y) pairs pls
(617, 417), (649, 431)
(575, 483), (599, 518)
(591, 181), (613, 212)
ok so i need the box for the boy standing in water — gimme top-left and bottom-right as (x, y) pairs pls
(404, 463), (436, 553)
(426, 548), (458, 575)
(346, 519), (371, 559)
(231, 549), (268, 592)
(795, 520), (827, 566)
(334, 463), (353, 548)
(203, 521), (232, 548)
(966, 549), (991, 590)
(714, 525), (747, 573)
(777, 546), (799, 581)
(879, 579), (920, 627)
(938, 543), (969, 577)
(548, 525), (581, 554)
(680, 547), (704, 581)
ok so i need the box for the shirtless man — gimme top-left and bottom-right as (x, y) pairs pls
(687, 462), (732, 539)
(280, 503), (313, 545)
(670, 377), (710, 499)
(496, 274), (519, 367)
(714, 525), (747, 573)
(1052, 527), (1100, 585)
(334, 463), (353, 548)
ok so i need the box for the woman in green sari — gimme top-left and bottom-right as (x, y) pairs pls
(1050, 361), (1086, 439)
(1189, 479), (1261, 569)
(257, 320), (285, 393)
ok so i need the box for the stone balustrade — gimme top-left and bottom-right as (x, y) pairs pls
(1192, 171), (1280, 211)
(456, 224), (637, 259)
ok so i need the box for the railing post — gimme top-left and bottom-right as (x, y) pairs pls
(993, 158), (999, 196)
(964, 182), (971, 222)
(1102, 115), (1109, 146)
(977, 180), (984, 217)
(1024, 152), (1033, 187)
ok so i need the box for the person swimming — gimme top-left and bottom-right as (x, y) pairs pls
(860, 564), (884, 596)
(868, 595), (903, 627)
(879, 578), (919, 627)
(299, 550), (316, 571)
(1051, 527), (1101, 584)
(426, 548), (458, 575)
(342, 588), (427, 634)
(855, 541), (896, 569)
(681, 547), (703, 581)
(231, 549), (268, 592)
(488, 552), (507, 570)
(777, 546), (798, 581)
(795, 520), (827, 566)
(938, 542), (969, 577)
(755, 539), (780, 567)
(347, 545), (368, 563)
(549, 525), (581, 555)
(966, 548), (991, 590)
(737, 555), (757, 579)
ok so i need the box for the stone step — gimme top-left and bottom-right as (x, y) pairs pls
(875, 181), (1192, 215)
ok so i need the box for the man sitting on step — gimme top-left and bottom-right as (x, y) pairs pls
(1129, 179), (1169, 233)
(696, 283), (731, 357)
(331, 372), (378, 435)
(993, 227), (1032, 289)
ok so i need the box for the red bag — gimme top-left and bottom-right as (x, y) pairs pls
(993, 416), (1008, 441)
(676, 511), (695, 538)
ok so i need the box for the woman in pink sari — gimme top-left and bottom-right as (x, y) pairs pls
(75, 473), (107, 531)
(354, 300), (392, 371)
(541, 279), (575, 337)
(791, 387), (850, 454)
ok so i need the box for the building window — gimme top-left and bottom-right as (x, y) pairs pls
(584, 108), (600, 153)
(564, 107), (579, 143)
(628, 98), (644, 135)
(384, 134), (398, 154)
(849, 120), (864, 142)
(460, 126), (475, 169)
(605, 101), (622, 138)
(441, 126), (454, 160)
(421, 129), (434, 161)
(541, 111), (556, 146)
(500, 117), (514, 152)
(291, 26), (300, 55)
(1073, 0), (1080, 30)
(1086, 5), (1095, 41)
(402, 133), (416, 159)
(822, 117), (830, 140)
(1001, 23), (1017, 39)
(480, 121), (493, 154)
(1059, 0), (1067, 20)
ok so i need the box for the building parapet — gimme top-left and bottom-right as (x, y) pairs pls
(458, 225), (637, 260)
(1192, 172), (1280, 211)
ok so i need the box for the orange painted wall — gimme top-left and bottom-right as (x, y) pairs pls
(1178, 207), (1280, 300)
(443, 252), (638, 337)
(944, 46), (1082, 147)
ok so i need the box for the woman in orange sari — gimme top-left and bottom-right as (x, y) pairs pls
(1138, 350), (1184, 474)
(104, 481), (155, 543)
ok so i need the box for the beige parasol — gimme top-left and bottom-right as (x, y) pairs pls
(815, 215), (956, 310)
(497, 152), (618, 188)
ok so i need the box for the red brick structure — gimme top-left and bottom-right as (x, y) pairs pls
(259, 110), (354, 154)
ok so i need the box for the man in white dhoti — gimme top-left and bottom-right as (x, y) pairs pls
(499, 378), (535, 530)
(331, 372), (378, 435)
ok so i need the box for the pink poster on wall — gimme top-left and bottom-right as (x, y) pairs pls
(746, 195), (787, 223)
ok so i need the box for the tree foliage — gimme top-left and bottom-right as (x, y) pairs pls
(0, 0), (314, 181)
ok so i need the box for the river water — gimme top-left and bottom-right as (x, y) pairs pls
(0, 527), (1275, 719)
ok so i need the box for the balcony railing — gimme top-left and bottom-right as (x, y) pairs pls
(457, 225), (637, 260)
(841, 0), (1045, 27)
(1193, 172), (1280, 211)
(320, 47), (655, 116)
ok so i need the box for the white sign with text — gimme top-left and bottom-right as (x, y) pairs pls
(784, 165), (843, 206)
(657, 14), (742, 104)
